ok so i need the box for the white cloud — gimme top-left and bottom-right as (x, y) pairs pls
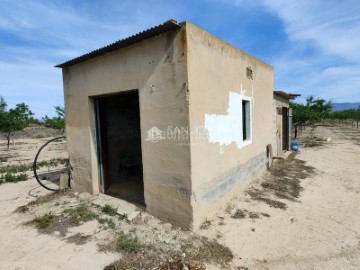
(259, 0), (360, 102)
(261, 0), (360, 61)
(0, 0), (181, 117)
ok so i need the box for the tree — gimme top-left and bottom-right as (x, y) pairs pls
(329, 107), (360, 129)
(290, 95), (332, 138)
(0, 97), (34, 150)
(42, 106), (65, 133)
(305, 95), (332, 125)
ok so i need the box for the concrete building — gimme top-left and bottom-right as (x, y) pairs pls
(273, 91), (300, 157)
(56, 19), (274, 229)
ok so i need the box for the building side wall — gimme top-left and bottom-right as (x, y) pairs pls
(185, 22), (274, 228)
(273, 95), (289, 156)
(62, 29), (193, 227)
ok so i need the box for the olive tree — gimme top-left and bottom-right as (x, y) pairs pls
(42, 106), (65, 133)
(290, 95), (332, 138)
(0, 97), (34, 150)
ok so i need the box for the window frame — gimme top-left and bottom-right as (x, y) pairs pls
(241, 98), (252, 143)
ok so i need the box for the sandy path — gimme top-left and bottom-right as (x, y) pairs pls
(198, 125), (360, 269)
(0, 180), (119, 270)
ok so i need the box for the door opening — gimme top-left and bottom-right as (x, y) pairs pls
(94, 91), (144, 205)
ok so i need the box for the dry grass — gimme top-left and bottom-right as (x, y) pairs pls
(231, 209), (270, 219)
(247, 152), (316, 209)
(104, 253), (206, 270)
(62, 203), (98, 226)
(66, 233), (91, 245)
(25, 213), (56, 229)
(231, 209), (246, 219)
(28, 190), (70, 207)
(115, 232), (144, 253)
(104, 236), (233, 270)
(199, 220), (212, 230)
(14, 190), (70, 214)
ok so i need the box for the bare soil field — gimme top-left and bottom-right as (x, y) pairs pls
(0, 124), (359, 270)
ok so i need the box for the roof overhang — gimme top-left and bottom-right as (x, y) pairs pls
(274, 91), (301, 100)
(55, 19), (181, 68)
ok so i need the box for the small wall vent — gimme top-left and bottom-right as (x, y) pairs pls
(246, 67), (253, 80)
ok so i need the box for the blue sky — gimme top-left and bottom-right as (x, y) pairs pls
(0, 0), (359, 117)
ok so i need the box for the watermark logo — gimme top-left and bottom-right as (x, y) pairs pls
(145, 126), (166, 143)
(145, 126), (209, 144)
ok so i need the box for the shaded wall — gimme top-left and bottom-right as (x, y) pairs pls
(62, 28), (193, 227)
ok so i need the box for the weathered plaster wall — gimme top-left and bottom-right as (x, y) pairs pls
(62, 28), (193, 227)
(185, 22), (274, 228)
(62, 22), (275, 229)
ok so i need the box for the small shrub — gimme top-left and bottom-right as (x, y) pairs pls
(28, 213), (55, 229)
(118, 213), (128, 220)
(102, 204), (117, 216)
(116, 232), (143, 253)
(97, 217), (115, 230)
(63, 203), (98, 225)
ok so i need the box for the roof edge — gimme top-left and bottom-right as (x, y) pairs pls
(55, 19), (181, 68)
(274, 90), (301, 100)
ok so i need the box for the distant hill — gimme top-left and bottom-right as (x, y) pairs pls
(332, 102), (360, 111)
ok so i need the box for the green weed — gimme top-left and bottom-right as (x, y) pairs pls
(63, 203), (98, 225)
(28, 213), (56, 229)
(97, 217), (115, 230)
(102, 204), (117, 216)
(0, 173), (28, 184)
(0, 164), (31, 174)
(116, 232), (143, 253)
(118, 213), (127, 220)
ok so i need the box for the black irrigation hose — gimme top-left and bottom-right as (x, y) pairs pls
(33, 136), (70, 192)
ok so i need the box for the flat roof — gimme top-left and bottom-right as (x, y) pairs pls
(56, 19), (181, 68)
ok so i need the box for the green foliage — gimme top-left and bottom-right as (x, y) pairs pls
(290, 95), (332, 126)
(118, 213), (128, 220)
(63, 203), (98, 225)
(36, 158), (69, 169)
(0, 97), (6, 112)
(42, 106), (65, 132)
(29, 117), (43, 125)
(97, 217), (115, 230)
(0, 158), (69, 174)
(0, 96), (34, 150)
(329, 108), (360, 122)
(102, 204), (117, 216)
(0, 173), (28, 184)
(31, 213), (56, 229)
(116, 232), (143, 253)
(0, 163), (31, 174)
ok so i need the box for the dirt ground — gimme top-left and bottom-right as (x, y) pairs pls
(0, 124), (359, 270)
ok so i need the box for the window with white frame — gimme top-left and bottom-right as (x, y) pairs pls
(242, 99), (251, 141)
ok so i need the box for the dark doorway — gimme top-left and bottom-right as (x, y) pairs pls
(282, 107), (289, 151)
(94, 91), (144, 205)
